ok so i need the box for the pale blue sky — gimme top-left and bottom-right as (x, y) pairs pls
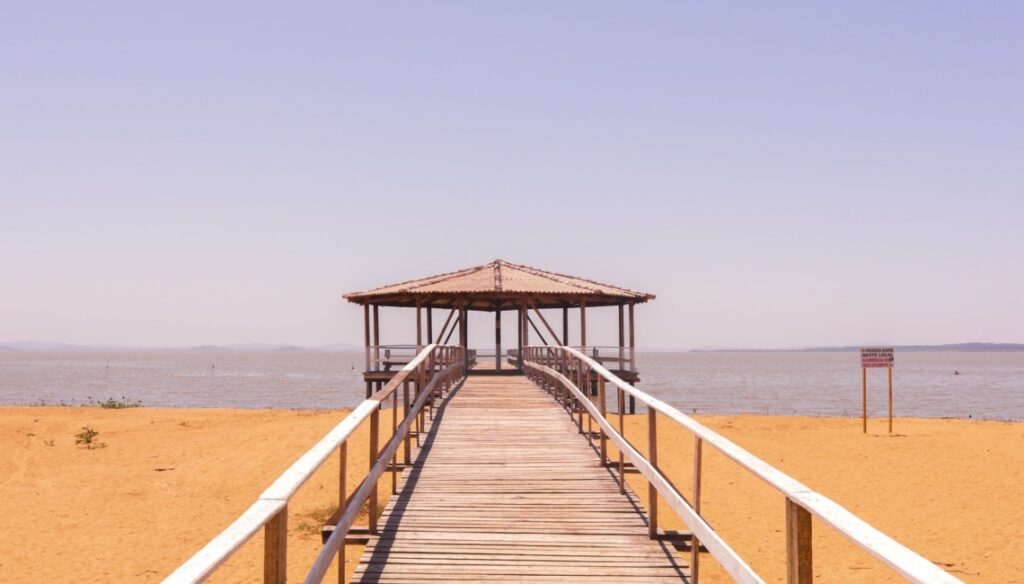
(2, 2), (1022, 349)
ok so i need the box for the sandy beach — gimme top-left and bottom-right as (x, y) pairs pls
(1, 406), (1020, 583)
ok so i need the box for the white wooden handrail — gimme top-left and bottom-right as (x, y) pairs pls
(303, 361), (456, 583)
(523, 360), (764, 583)
(165, 344), (466, 584)
(522, 345), (961, 584)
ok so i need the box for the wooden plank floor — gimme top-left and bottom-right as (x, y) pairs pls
(353, 375), (690, 583)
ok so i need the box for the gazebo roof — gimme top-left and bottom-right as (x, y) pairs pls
(344, 259), (655, 310)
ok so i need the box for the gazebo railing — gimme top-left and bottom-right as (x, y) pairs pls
(522, 345), (961, 584)
(166, 344), (467, 584)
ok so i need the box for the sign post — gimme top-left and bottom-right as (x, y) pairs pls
(860, 347), (895, 434)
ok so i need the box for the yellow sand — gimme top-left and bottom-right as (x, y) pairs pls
(0, 407), (1020, 583)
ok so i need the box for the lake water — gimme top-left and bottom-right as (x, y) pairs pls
(1, 351), (1022, 420)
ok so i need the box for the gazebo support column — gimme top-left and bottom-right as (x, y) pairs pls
(426, 307), (433, 347)
(618, 304), (625, 374)
(495, 311), (501, 370)
(580, 300), (587, 350)
(459, 307), (469, 370)
(562, 307), (569, 345)
(363, 304), (371, 398)
(372, 304), (380, 393)
(416, 300), (422, 347)
(629, 302), (636, 414)
(516, 307), (524, 371)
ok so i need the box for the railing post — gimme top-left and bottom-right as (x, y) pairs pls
(576, 360), (585, 432)
(416, 368), (425, 445)
(368, 408), (379, 535)
(403, 379), (411, 465)
(338, 442), (347, 584)
(263, 505), (287, 584)
(391, 388), (398, 494)
(617, 387), (625, 495)
(786, 497), (813, 583)
(648, 406), (658, 539)
(598, 376), (607, 466)
(692, 436), (702, 583)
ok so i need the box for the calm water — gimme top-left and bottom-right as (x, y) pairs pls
(1, 351), (1022, 420)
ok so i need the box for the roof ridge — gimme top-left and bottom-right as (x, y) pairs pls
(503, 261), (601, 294)
(501, 260), (644, 297)
(344, 261), (489, 297)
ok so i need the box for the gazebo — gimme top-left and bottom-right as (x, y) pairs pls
(344, 259), (655, 399)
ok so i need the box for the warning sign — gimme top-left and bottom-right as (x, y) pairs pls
(861, 347), (894, 368)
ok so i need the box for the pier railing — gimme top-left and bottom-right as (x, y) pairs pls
(166, 344), (467, 584)
(522, 345), (960, 584)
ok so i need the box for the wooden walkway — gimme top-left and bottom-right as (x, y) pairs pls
(353, 374), (690, 583)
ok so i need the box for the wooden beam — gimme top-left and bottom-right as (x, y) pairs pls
(435, 308), (456, 344)
(442, 315), (460, 345)
(530, 304), (563, 346)
(526, 315), (549, 346)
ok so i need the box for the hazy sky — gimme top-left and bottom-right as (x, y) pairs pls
(2, 2), (1022, 349)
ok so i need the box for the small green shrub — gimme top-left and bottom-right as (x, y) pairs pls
(75, 426), (107, 449)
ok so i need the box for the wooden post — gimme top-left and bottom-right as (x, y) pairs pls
(403, 380), (411, 465)
(495, 310), (502, 370)
(372, 305), (380, 371)
(617, 388), (625, 495)
(426, 306), (433, 346)
(369, 408), (379, 535)
(888, 366), (893, 434)
(862, 367), (868, 434)
(391, 389), (398, 494)
(628, 302), (635, 371)
(338, 442), (347, 584)
(647, 407), (658, 539)
(562, 306), (569, 345)
(516, 308), (523, 370)
(618, 304), (625, 372)
(579, 300), (587, 349)
(522, 303), (529, 347)
(264, 506), (287, 584)
(416, 300), (422, 347)
(786, 498), (813, 583)
(692, 436), (703, 583)
(598, 376), (607, 466)
(363, 304), (371, 373)
(628, 302), (636, 414)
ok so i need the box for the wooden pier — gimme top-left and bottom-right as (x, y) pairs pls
(353, 374), (688, 583)
(167, 261), (961, 584)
